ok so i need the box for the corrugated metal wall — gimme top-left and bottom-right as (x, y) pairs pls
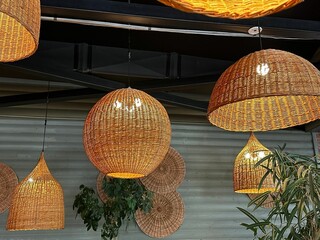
(0, 116), (315, 240)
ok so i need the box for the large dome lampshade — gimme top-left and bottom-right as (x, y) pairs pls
(208, 49), (320, 132)
(83, 88), (171, 179)
(6, 152), (64, 230)
(234, 133), (275, 194)
(0, 0), (41, 62)
(158, 0), (302, 19)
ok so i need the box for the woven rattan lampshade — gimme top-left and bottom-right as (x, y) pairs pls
(0, 163), (18, 213)
(234, 133), (275, 194)
(208, 49), (320, 132)
(135, 191), (184, 238)
(6, 152), (64, 231)
(140, 147), (186, 194)
(0, 0), (40, 62)
(83, 87), (171, 179)
(158, 0), (302, 19)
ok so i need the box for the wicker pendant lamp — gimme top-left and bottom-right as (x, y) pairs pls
(6, 81), (64, 230)
(208, 49), (320, 132)
(83, 87), (171, 179)
(234, 133), (275, 194)
(158, 0), (302, 19)
(6, 152), (65, 230)
(0, 0), (41, 62)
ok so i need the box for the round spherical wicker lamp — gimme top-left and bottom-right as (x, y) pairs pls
(208, 49), (320, 132)
(83, 88), (171, 179)
(158, 0), (302, 19)
(0, 0), (40, 62)
(234, 133), (275, 194)
(6, 152), (64, 231)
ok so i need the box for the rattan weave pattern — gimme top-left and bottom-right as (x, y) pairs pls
(140, 147), (186, 194)
(158, 0), (302, 19)
(0, 0), (40, 62)
(0, 163), (18, 213)
(6, 152), (64, 231)
(135, 191), (184, 238)
(83, 88), (171, 179)
(234, 133), (275, 194)
(208, 49), (320, 132)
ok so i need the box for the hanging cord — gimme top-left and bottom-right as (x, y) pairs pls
(128, 28), (131, 87)
(258, 19), (263, 50)
(41, 81), (51, 153)
(127, 0), (131, 87)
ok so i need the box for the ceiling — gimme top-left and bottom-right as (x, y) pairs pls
(0, 0), (319, 130)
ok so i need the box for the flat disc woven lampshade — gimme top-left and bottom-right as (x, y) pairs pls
(208, 49), (320, 132)
(6, 152), (64, 231)
(83, 87), (171, 179)
(0, 0), (40, 62)
(234, 133), (275, 194)
(140, 147), (186, 194)
(158, 0), (302, 19)
(0, 163), (18, 213)
(135, 191), (184, 238)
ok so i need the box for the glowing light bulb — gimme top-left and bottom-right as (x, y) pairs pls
(135, 98), (142, 107)
(245, 153), (251, 159)
(114, 100), (122, 109)
(28, 178), (34, 183)
(256, 63), (270, 76)
(258, 151), (266, 158)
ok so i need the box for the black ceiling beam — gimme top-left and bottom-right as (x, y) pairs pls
(2, 62), (126, 91)
(151, 92), (208, 112)
(0, 88), (208, 112)
(41, 0), (320, 39)
(0, 88), (104, 107)
(0, 63), (208, 112)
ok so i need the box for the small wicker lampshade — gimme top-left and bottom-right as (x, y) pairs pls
(158, 0), (302, 19)
(208, 49), (320, 132)
(6, 152), (64, 231)
(0, 0), (40, 62)
(0, 163), (18, 213)
(234, 133), (275, 194)
(83, 87), (171, 179)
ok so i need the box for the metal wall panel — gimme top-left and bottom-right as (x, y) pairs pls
(0, 116), (315, 240)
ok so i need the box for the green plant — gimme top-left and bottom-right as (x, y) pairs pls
(238, 147), (320, 240)
(73, 177), (153, 240)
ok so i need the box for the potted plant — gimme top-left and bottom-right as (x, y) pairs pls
(238, 147), (320, 239)
(73, 176), (153, 240)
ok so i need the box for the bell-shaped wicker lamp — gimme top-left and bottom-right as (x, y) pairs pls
(234, 133), (275, 194)
(6, 152), (64, 231)
(83, 87), (171, 179)
(0, 0), (40, 62)
(208, 49), (320, 132)
(158, 0), (302, 19)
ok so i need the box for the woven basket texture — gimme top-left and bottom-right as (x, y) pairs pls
(83, 88), (171, 179)
(158, 0), (302, 19)
(6, 152), (64, 231)
(208, 49), (320, 132)
(0, 163), (18, 213)
(96, 172), (109, 203)
(234, 133), (275, 194)
(0, 0), (40, 62)
(140, 147), (186, 194)
(135, 191), (184, 238)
